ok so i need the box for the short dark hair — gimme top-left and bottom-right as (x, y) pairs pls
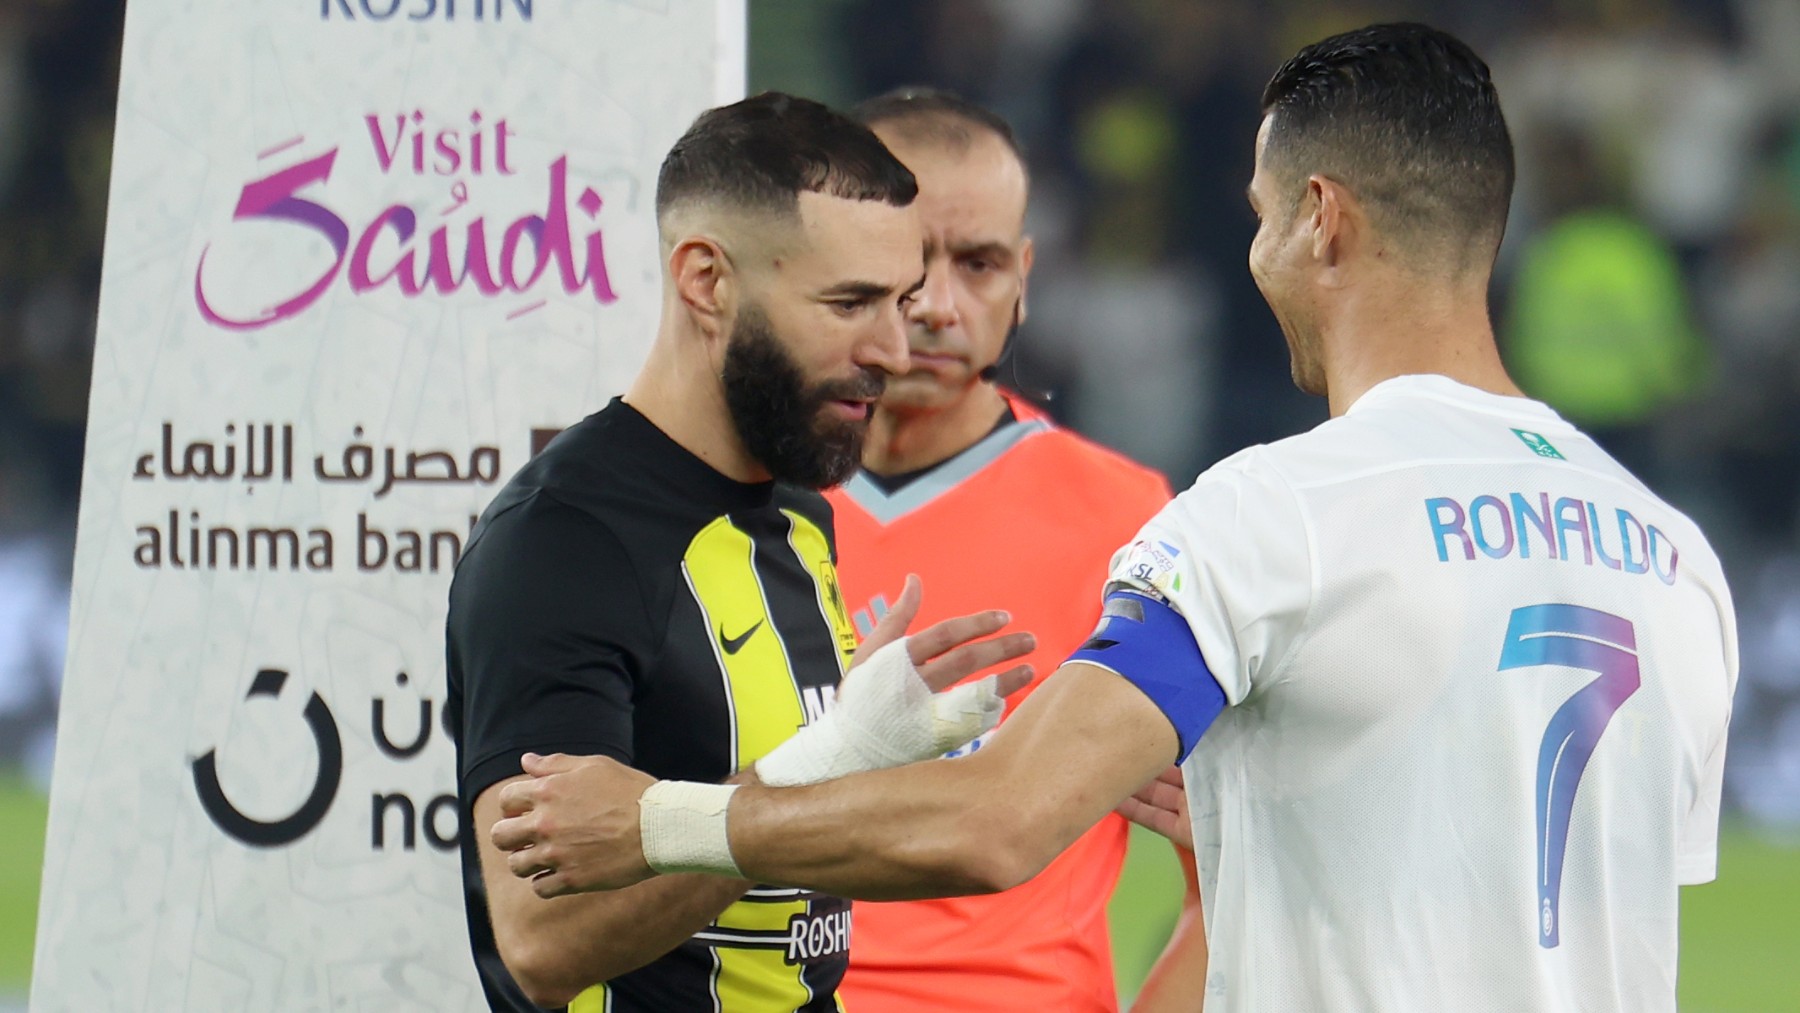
(850, 86), (1027, 169)
(656, 91), (918, 220)
(1260, 23), (1514, 263)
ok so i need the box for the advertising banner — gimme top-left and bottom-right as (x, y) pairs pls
(32, 2), (745, 1008)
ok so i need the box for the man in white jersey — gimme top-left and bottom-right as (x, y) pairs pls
(488, 24), (1738, 1011)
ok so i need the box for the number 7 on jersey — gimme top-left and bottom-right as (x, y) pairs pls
(1498, 604), (1641, 949)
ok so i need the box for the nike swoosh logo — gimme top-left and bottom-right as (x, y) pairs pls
(721, 620), (763, 655)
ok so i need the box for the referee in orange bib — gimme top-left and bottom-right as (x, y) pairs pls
(829, 89), (1208, 1013)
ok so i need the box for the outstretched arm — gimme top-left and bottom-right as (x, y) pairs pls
(496, 587), (1228, 901)
(719, 662), (1176, 897)
(499, 661), (1180, 899)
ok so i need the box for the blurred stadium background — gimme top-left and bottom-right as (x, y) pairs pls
(2, 0), (1797, 1008)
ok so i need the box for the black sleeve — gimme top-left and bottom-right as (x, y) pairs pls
(447, 490), (655, 806)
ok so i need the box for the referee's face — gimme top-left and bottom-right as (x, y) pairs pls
(875, 127), (1032, 415)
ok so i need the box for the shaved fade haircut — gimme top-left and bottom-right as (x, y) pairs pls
(851, 86), (1028, 179)
(655, 91), (918, 223)
(1261, 22), (1514, 269)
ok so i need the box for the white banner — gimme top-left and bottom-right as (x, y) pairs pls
(32, 2), (743, 1009)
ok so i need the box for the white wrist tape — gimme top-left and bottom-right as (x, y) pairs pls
(639, 780), (741, 877)
(755, 717), (854, 788)
(755, 636), (1008, 787)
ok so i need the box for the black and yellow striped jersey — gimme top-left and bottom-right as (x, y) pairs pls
(447, 399), (858, 1012)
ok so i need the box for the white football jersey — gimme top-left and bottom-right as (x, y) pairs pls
(1111, 375), (1736, 1012)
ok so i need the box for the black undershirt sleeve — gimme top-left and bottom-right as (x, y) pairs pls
(448, 490), (654, 806)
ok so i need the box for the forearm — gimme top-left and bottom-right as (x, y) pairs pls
(500, 872), (751, 1004)
(1130, 847), (1208, 1012)
(480, 770), (760, 1005)
(725, 663), (1178, 900)
(729, 751), (1039, 900)
(491, 666), (1180, 913)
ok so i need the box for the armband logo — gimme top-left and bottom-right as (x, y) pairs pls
(1115, 539), (1184, 598)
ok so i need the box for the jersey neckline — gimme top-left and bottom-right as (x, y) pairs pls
(1346, 374), (1573, 429)
(603, 397), (781, 508)
(838, 414), (1052, 524)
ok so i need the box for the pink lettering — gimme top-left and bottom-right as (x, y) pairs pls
(540, 157), (616, 304)
(348, 206), (422, 295)
(195, 149), (349, 329)
(365, 114), (408, 173)
(196, 130), (616, 330)
(365, 109), (514, 176)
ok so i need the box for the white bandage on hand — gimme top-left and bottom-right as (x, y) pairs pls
(639, 780), (742, 877)
(755, 636), (1008, 788)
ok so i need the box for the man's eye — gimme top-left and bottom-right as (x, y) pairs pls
(961, 259), (994, 275)
(831, 299), (869, 315)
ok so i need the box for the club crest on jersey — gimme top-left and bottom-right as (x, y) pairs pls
(1512, 428), (1566, 460)
(1116, 539), (1184, 598)
(817, 562), (859, 658)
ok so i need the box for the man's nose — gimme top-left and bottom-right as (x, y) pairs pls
(857, 303), (911, 376)
(906, 264), (958, 332)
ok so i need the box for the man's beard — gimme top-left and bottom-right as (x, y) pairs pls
(721, 306), (886, 489)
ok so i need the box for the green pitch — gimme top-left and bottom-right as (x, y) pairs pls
(1, 779), (1795, 1007)
(0, 774), (47, 991)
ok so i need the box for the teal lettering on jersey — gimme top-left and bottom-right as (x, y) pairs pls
(1423, 494), (1676, 585)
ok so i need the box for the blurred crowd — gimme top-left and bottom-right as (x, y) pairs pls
(0, 0), (108, 788)
(2, 0), (1798, 828)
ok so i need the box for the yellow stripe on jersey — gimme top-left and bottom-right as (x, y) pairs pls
(684, 515), (817, 1011)
(716, 895), (809, 933)
(568, 983), (608, 1013)
(783, 509), (858, 670)
(712, 897), (814, 1011)
(682, 516), (807, 770)
(714, 943), (814, 1011)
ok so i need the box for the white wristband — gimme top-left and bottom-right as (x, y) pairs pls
(639, 780), (742, 877)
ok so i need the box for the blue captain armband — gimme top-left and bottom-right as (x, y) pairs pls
(1066, 589), (1227, 762)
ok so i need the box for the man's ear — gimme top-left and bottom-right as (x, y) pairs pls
(669, 235), (734, 338)
(1015, 235), (1036, 326)
(1309, 175), (1358, 272)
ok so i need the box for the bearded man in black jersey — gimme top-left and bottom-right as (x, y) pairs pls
(445, 93), (1035, 1013)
